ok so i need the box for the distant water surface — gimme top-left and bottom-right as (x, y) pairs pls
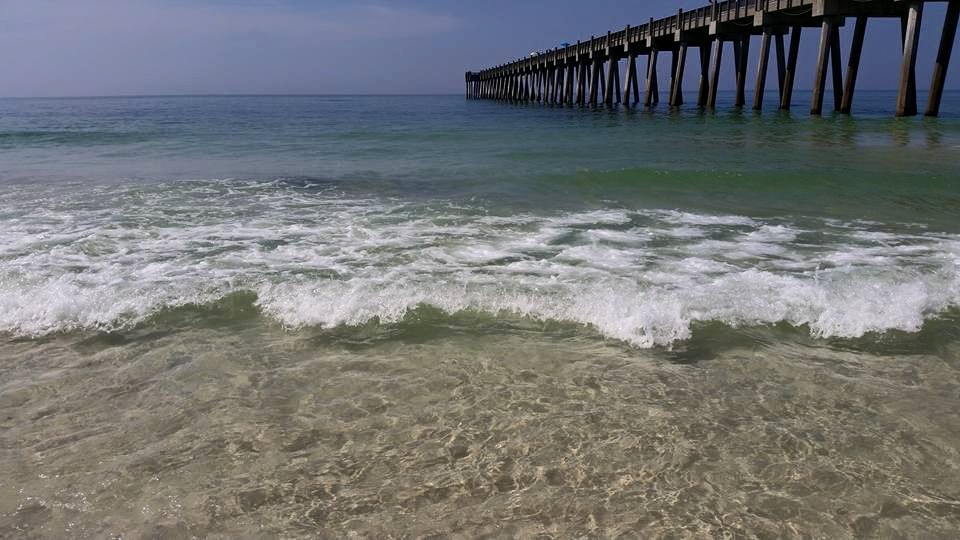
(1, 94), (959, 538)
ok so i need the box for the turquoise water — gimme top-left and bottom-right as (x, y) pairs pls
(2, 93), (959, 343)
(2, 94), (960, 537)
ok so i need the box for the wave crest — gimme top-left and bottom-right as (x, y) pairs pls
(1, 184), (958, 347)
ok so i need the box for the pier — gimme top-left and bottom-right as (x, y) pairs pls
(465, 0), (959, 116)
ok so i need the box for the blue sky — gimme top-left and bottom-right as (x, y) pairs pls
(0, 0), (956, 96)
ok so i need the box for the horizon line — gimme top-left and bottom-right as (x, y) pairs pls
(0, 93), (461, 100)
(2, 89), (958, 100)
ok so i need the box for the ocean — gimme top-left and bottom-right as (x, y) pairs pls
(1, 93), (959, 537)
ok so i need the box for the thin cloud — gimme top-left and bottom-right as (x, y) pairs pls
(0, 0), (459, 96)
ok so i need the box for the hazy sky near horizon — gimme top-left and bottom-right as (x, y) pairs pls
(0, 0), (957, 97)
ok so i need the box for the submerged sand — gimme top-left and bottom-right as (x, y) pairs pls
(2, 320), (959, 538)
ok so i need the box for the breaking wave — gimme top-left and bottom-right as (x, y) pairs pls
(1, 180), (958, 347)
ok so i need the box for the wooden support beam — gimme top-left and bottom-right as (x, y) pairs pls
(708, 37), (723, 109)
(600, 68), (607, 104)
(543, 69), (549, 102)
(671, 43), (687, 107)
(553, 67), (560, 103)
(550, 65), (567, 105)
(841, 16), (868, 114)
(590, 60), (601, 106)
(668, 49), (678, 106)
(577, 62), (588, 106)
(926, 1), (960, 117)
(811, 19), (834, 115)
(546, 67), (554, 103)
(732, 38), (742, 106)
(545, 71), (550, 102)
(754, 29), (772, 110)
(614, 60), (622, 104)
(540, 69), (547, 103)
(551, 67), (558, 104)
(897, 2), (924, 116)
(605, 57), (618, 105)
(698, 43), (711, 107)
(645, 49), (660, 108)
(624, 54), (638, 105)
(830, 25), (844, 111)
(566, 64), (576, 105)
(781, 26), (801, 110)
(775, 33), (786, 100)
(735, 35), (750, 108)
(556, 65), (566, 104)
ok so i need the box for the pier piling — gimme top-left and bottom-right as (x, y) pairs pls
(754, 29), (772, 111)
(734, 35), (750, 108)
(698, 43), (711, 107)
(624, 53), (639, 105)
(812, 18), (835, 115)
(830, 24), (844, 111)
(898, 2), (924, 116)
(645, 49), (660, 108)
(781, 26), (802, 110)
(841, 16), (868, 113)
(926, 0), (960, 116)
(671, 44), (687, 107)
(775, 33), (786, 101)
(606, 56), (618, 106)
(708, 37), (723, 109)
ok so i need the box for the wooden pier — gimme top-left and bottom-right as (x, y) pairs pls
(465, 0), (959, 116)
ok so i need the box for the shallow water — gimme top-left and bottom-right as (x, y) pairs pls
(1, 94), (960, 537)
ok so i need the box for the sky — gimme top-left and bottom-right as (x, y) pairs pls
(0, 0), (956, 97)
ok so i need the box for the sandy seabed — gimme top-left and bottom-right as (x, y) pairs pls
(2, 320), (960, 539)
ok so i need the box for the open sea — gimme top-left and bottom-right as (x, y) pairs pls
(1, 93), (960, 538)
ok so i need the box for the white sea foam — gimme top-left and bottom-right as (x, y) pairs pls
(658, 210), (757, 227)
(1, 181), (958, 347)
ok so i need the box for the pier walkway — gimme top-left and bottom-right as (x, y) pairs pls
(465, 0), (959, 116)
